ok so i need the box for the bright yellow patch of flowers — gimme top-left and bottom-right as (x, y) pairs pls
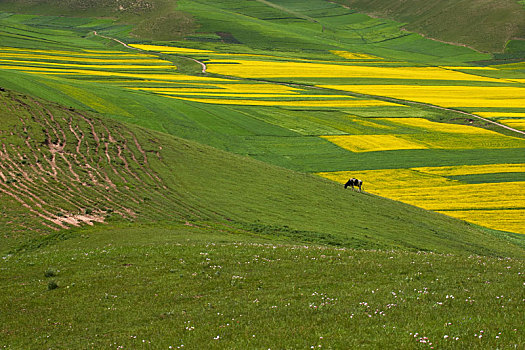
(317, 166), (525, 234)
(330, 51), (382, 60)
(207, 59), (503, 82)
(321, 134), (427, 152)
(475, 112), (525, 118)
(499, 119), (525, 131)
(380, 117), (497, 134)
(321, 85), (525, 108)
(129, 44), (214, 54)
(0, 47), (155, 57)
(170, 97), (399, 107)
(414, 163), (525, 176)
(439, 209), (525, 235)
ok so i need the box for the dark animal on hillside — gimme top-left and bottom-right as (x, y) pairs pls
(344, 178), (363, 192)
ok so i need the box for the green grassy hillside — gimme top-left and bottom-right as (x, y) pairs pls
(0, 0), (196, 40)
(2, 224), (524, 348)
(2, 0), (522, 54)
(2, 89), (523, 258)
(332, 0), (525, 53)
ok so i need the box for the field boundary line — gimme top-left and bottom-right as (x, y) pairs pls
(250, 79), (525, 137)
(92, 31), (207, 73)
(92, 31), (523, 136)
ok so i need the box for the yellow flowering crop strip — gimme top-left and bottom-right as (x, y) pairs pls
(438, 209), (525, 235)
(321, 134), (427, 152)
(317, 167), (525, 234)
(168, 96), (400, 107)
(498, 119), (525, 131)
(376, 182), (525, 211)
(0, 47), (156, 58)
(379, 117), (497, 134)
(317, 169), (459, 189)
(321, 85), (525, 108)
(413, 163), (525, 176)
(0, 52), (168, 64)
(129, 44), (214, 54)
(207, 59), (503, 82)
(330, 51), (382, 60)
(0, 59), (175, 70)
(130, 83), (301, 94)
(0, 66), (230, 82)
(475, 112), (525, 118)
(376, 118), (525, 149)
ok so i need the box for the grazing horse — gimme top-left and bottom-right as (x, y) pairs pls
(344, 178), (363, 192)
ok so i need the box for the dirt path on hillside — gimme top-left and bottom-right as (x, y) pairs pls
(92, 31), (207, 73)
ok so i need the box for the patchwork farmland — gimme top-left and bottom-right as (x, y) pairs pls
(0, 5), (523, 236)
(1, 1), (525, 347)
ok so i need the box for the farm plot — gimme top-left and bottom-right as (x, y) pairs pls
(318, 166), (525, 234)
(318, 118), (525, 234)
(0, 45), (404, 109)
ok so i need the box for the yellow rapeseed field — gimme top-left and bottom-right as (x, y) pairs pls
(0, 59), (175, 70)
(131, 83), (301, 94)
(321, 85), (525, 108)
(317, 167), (525, 234)
(375, 118), (525, 149)
(168, 96), (397, 107)
(499, 119), (525, 131)
(317, 169), (459, 189)
(321, 134), (427, 152)
(0, 47), (155, 57)
(439, 209), (525, 235)
(207, 59), (504, 82)
(0, 52), (165, 63)
(129, 44), (214, 54)
(330, 51), (382, 60)
(376, 182), (525, 210)
(414, 163), (525, 176)
(169, 96), (401, 107)
(379, 117), (497, 134)
(0, 66), (230, 82)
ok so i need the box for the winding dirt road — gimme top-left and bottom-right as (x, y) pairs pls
(93, 31), (207, 73)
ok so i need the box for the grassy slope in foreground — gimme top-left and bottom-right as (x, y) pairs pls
(1, 89), (525, 259)
(1, 224), (524, 348)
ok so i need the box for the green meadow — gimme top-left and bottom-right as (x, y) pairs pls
(0, 0), (524, 348)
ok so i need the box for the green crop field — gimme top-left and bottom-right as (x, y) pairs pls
(0, 0), (524, 348)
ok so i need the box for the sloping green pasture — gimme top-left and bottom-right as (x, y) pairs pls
(2, 224), (524, 348)
(1, 8), (524, 236)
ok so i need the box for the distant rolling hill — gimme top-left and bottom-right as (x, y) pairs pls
(332, 0), (525, 53)
(1, 0), (524, 53)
